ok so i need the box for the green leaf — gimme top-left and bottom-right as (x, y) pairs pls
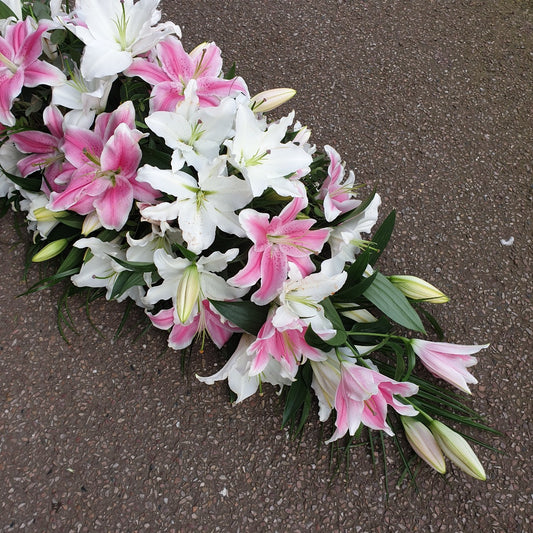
(110, 271), (146, 300)
(321, 298), (347, 346)
(333, 270), (377, 303)
(3, 169), (42, 192)
(172, 242), (197, 262)
(368, 210), (396, 266)
(363, 271), (425, 333)
(0, 3), (16, 18)
(209, 299), (269, 335)
(281, 362), (312, 431)
(224, 62), (236, 80)
(110, 255), (157, 273)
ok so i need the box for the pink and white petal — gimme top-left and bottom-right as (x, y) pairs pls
(196, 77), (246, 106)
(63, 126), (103, 167)
(94, 179), (133, 230)
(149, 81), (182, 112)
(23, 60), (66, 87)
(228, 248), (263, 288)
(101, 101), (136, 140)
(251, 247), (288, 305)
(157, 37), (193, 81)
(168, 318), (199, 350)
(43, 105), (64, 138)
(189, 42), (222, 77)
(148, 307), (175, 330)
(205, 311), (235, 348)
(278, 196), (308, 224)
(12, 20), (46, 64)
(48, 171), (102, 212)
(100, 124), (142, 177)
(11, 130), (57, 154)
(17, 153), (51, 177)
(238, 208), (270, 246)
(125, 57), (169, 85)
(0, 70), (23, 126)
(131, 178), (159, 203)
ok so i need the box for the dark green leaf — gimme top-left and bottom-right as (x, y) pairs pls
(368, 210), (396, 266)
(320, 298), (347, 346)
(3, 169), (42, 192)
(363, 271), (425, 333)
(281, 362), (312, 431)
(110, 271), (145, 300)
(333, 270), (377, 303)
(110, 255), (157, 273)
(209, 299), (269, 335)
(0, 3), (16, 18)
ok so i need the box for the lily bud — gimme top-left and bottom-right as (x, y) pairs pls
(31, 238), (69, 262)
(82, 211), (103, 236)
(176, 264), (200, 323)
(33, 207), (68, 222)
(401, 416), (446, 474)
(388, 275), (449, 303)
(250, 88), (296, 113)
(430, 421), (486, 480)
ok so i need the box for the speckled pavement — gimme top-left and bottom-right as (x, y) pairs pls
(1, 1), (531, 531)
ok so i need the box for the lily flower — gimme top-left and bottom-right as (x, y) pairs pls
(318, 145), (361, 222)
(71, 0), (180, 80)
(137, 157), (253, 254)
(411, 339), (489, 394)
(247, 309), (326, 380)
(196, 333), (292, 403)
(126, 36), (248, 112)
(144, 81), (237, 172)
(326, 355), (419, 444)
(143, 247), (247, 314)
(48, 101), (158, 230)
(149, 299), (240, 350)
(228, 196), (330, 305)
(0, 18), (66, 126)
(225, 104), (312, 198)
(389, 275), (449, 303)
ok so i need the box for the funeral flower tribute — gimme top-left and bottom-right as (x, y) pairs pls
(0, 0), (494, 482)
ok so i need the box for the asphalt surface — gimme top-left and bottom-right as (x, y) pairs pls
(1, 0), (532, 531)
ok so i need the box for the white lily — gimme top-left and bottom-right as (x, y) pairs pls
(143, 247), (247, 315)
(71, 237), (146, 306)
(272, 256), (347, 340)
(72, 0), (180, 79)
(138, 157), (252, 254)
(145, 81), (237, 172)
(52, 64), (116, 127)
(225, 104), (311, 198)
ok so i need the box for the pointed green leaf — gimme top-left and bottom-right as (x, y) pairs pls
(209, 299), (269, 335)
(368, 210), (396, 266)
(363, 271), (425, 333)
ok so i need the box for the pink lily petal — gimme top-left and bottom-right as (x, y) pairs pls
(148, 307), (175, 330)
(0, 70), (23, 126)
(149, 81), (182, 112)
(252, 246), (288, 304)
(63, 126), (103, 167)
(49, 172), (107, 213)
(168, 317), (200, 350)
(195, 77), (248, 106)
(100, 123), (142, 178)
(43, 105), (64, 138)
(228, 248), (262, 288)
(94, 178), (133, 230)
(23, 60), (65, 87)
(157, 37), (193, 80)
(189, 42), (222, 78)
(126, 57), (169, 84)
(11, 130), (57, 154)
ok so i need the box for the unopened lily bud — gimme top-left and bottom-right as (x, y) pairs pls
(176, 265), (200, 323)
(430, 420), (486, 480)
(32, 238), (69, 262)
(293, 125), (311, 145)
(250, 88), (296, 113)
(33, 207), (68, 222)
(388, 275), (449, 303)
(82, 211), (103, 236)
(339, 306), (378, 323)
(401, 416), (446, 474)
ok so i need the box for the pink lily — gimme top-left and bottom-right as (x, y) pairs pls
(411, 339), (489, 394)
(318, 145), (361, 222)
(326, 359), (418, 443)
(228, 197), (330, 304)
(0, 19), (65, 126)
(10, 105), (75, 194)
(48, 101), (158, 230)
(148, 299), (240, 350)
(126, 36), (248, 112)
(247, 310), (326, 380)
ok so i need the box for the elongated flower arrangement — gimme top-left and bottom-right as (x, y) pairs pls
(0, 0), (495, 483)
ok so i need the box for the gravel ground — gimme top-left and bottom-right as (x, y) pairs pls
(1, 0), (532, 531)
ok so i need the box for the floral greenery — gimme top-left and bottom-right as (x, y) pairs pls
(0, 0), (497, 486)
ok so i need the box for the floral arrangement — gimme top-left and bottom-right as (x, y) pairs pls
(0, 0), (496, 483)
